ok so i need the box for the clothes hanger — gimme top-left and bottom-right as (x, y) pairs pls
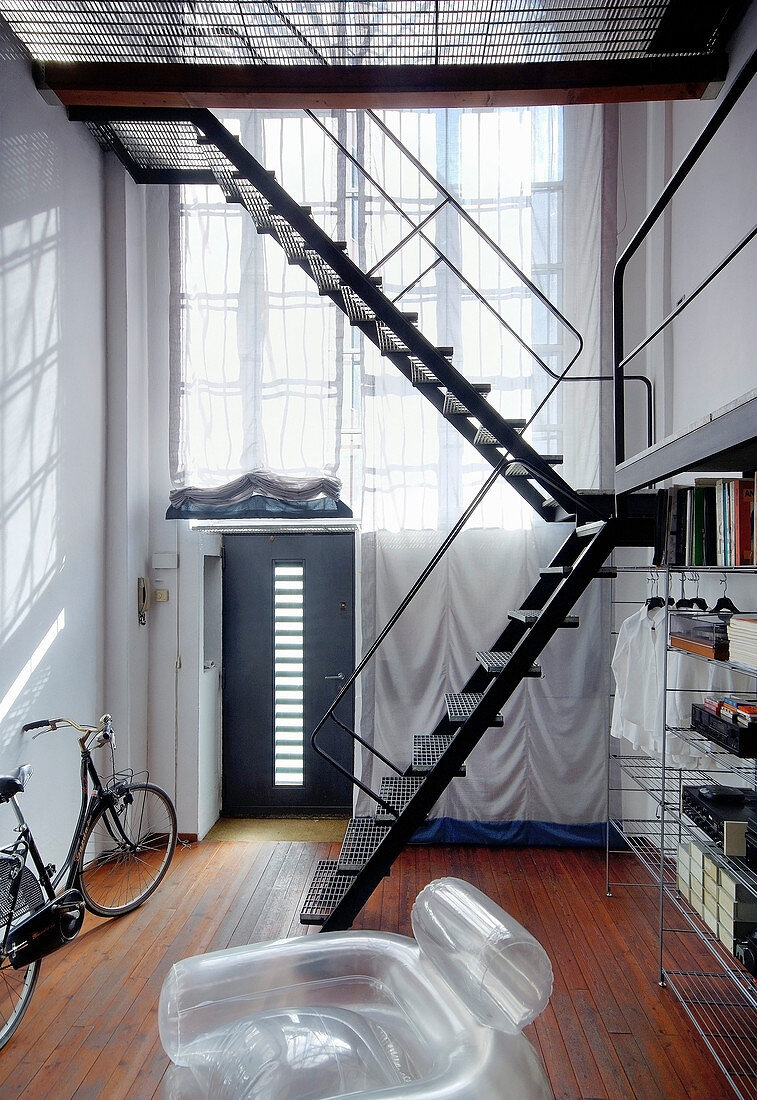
(689, 571), (708, 612)
(645, 571), (672, 609)
(676, 572), (694, 609)
(708, 574), (741, 615)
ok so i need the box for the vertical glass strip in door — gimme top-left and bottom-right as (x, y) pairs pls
(273, 562), (305, 786)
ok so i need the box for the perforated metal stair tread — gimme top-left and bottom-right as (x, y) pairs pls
(375, 775), (425, 821)
(337, 818), (390, 874)
(443, 393), (473, 416)
(504, 458), (563, 475)
(475, 650), (541, 676)
(409, 352), (455, 385)
(341, 285), (376, 322)
(237, 183), (276, 230)
(300, 860), (353, 925)
(444, 693), (504, 726)
(410, 734), (465, 776)
(305, 250), (342, 293)
(377, 321), (409, 354)
(509, 609), (579, 627)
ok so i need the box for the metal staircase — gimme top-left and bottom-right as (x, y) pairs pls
(75, 106), (657, 931)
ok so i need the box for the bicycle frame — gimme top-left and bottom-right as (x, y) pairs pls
(1, 714), (176, 1047)
(1, 724), (129, 934)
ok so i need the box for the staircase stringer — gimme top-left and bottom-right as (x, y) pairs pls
(320, 519), (618, 931)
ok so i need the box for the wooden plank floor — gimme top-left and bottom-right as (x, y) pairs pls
(0, 839), (739, 1099)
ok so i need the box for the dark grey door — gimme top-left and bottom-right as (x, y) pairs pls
(222, 531), (355, 814)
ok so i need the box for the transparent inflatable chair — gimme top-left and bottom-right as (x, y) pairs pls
(159, 877), (554, 1099)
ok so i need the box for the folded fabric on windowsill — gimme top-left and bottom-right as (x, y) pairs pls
(167, 469), (351, 519)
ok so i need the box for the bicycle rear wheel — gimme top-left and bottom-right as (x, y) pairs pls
(1, 856), (43, 1049)
(78, 783), (177, 917)
(0, 956), (39, 1050)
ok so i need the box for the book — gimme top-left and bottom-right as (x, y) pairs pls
(716, 478), (726, 566)
(675, 486), (689, 565)
(652, 488), (669, 567)
(666, 488), (680, 565)
(692, 484), (705, 565)
(722, 697), (757, 715)
(685, 486), (695, 565)
(726, 481), (734, 567)
(657, 478), (751, 566)
(695, 479), (718, 566)
(734, 478), (756, 565)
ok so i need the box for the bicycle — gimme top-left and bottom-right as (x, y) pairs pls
(0, 713), (177, 1049)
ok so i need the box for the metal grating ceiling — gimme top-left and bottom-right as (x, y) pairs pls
(0, 1), (741, 67)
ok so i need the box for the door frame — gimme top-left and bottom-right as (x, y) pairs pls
(221, 524), (359, 816)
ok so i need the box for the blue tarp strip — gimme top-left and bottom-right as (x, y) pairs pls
(409, 818), (623, 848)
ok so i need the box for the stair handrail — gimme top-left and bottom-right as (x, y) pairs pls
(614, 45), (757, 465)
(305, 109), (575, 384)
(304, 107), (653, 447)
(309, 454), (511, 814)
(364, 110), (584, 367)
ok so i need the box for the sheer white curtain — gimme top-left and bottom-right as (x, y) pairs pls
(174, 105), (611, 836)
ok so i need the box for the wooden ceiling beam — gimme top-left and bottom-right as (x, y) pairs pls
(35, 57), (727, 109)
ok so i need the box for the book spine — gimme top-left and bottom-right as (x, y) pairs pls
(693, 485), (705, 566)
(716, 479), (725, 566)
(697, 482), (717, 566)
(733, 478), (755, 566)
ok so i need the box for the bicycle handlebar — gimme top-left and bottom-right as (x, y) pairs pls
(21, 713), (113, 747)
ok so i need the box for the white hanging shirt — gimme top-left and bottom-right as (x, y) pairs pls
(610, 604), (701, 766)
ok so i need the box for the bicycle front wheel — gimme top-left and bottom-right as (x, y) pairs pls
(78, 783), (177, 917)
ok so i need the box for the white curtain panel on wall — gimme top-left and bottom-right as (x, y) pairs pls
(174, 104), (609, 834)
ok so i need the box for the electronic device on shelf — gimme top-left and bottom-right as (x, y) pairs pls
(735, 929), (757, 976)
(681, 785), (757, 855)
(691, 703), (757, 758)
(699, 784), (746, 805)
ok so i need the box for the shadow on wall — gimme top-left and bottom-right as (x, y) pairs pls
(0, 32), (64, 758)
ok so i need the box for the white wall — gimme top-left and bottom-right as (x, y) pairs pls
(0, 28), (210, 860)
(0, 28), (106, 863)
(143, 187), (223, 841)
(103, 158), (151, 776)
(618, 7), (757, 455)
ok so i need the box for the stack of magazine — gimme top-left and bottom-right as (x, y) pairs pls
(727, 616), (757, 670)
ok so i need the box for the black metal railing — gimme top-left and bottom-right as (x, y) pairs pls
(306, 106), (654, 453)
(309, 455), (511, 814)
(614, 45), (757, 466)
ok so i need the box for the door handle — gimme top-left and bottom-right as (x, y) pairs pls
(324, 672), (345, 681)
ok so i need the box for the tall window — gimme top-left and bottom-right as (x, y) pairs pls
(176, 106), (597, 532)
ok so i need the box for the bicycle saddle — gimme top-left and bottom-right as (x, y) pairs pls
(0, 765), (32, 801)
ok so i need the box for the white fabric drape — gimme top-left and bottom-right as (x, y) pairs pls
(175, 105), (610, 831)
(357, 525), (608, 827)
